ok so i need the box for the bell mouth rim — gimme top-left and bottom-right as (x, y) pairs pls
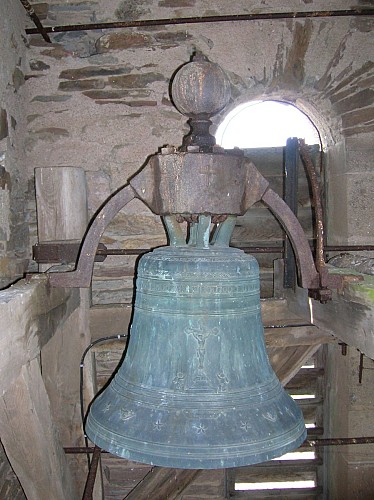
(86, 421), (307, 469)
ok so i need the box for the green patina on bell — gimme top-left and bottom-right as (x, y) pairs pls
(86, 216), (306, 468)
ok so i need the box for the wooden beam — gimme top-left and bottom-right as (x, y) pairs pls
(35, 166), (88, 247)
(264, 325), (335, 347)
(0, 275), (78, 396)
(285, 281), (374, 359)
(269, 344), (322, 386)
(0, 358), (78, 500)
(124, 467), (200, 500)
(35, 166), (98, 497)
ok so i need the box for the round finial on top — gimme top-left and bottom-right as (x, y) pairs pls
(171, 52), (231, 119)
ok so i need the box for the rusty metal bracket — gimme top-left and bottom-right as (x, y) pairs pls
(82, 446), (101, 500)
(47, 185), (136, 287)
(262, 188), (319, 289)
(43, 147), (344, 297)
(298, 140), (346, 302)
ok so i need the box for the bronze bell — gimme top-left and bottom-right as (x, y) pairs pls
(86, 216), (306, 468)
(85, 54), (306, 468)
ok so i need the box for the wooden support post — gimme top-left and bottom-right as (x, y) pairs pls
(35, 166), (100, 497)
(0, 358), (78, 500)
(35, 166), (88, 246)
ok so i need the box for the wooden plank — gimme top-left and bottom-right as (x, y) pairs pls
(41, 292), (95, 497)
(233, 486), (322, 498)
(286, 368), (324, 387)
(179, 469), (225, 499)
(235, 466), (316, 482)
(285, 368), (324, 395)
(247, 458), (322, 469)
(269, 344), (322, 386)
(0, 358), (78, 500)
(261, 298), (289, 321)
(101, 455), (152, 489)
(265, 325), (335, 347)
(298, 400), (323, 426)
(0, 440), (25, 500)
(35, 166), (99, 497)
(124, 467), (200, 500)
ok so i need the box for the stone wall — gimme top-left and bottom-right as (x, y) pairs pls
(0, 1), (31, 495)
(324, 344), (374, 499)
(0, 0), (33, 288)
(22, 0), (373, 303)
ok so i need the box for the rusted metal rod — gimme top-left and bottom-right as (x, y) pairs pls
(307, 437), (374, 447)
(325, 245), (374, 252)
(82, 446), (101, 500)
(299, 140), (325, 277)
(19, 0), (51, 42)
(65, 435), (374, 455)
(65, 446), (108, 454)
(96, 245), (374, 255)
(32, 242), (374, 264)
(25, 9), (374, 35)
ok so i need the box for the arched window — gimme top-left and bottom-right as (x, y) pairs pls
(216, 100), (320, 148)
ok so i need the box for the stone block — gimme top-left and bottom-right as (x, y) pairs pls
(0, 109), (8, 140)
(125, 100), (158, 107)
(333, 88), (374, 115)
(159, 0), (196, 6)
(29, 60), (50, 71)
(97, 32), (152, 52)
(83, 89), (150, 100)
(58, 79), (105, 91)
(31, 95), (71, 102)
(25, 128), (69, 152)
(32, 2), (49, 20)
(59, 66), (133, 80)
(107, 73), (164, 89)
(115, 0), (150, 21)
(12, 68), (24, 91)
(91, 278), (135, 305)
(342, 107), (374, 130)
(108, 213), (165, 236)
(153, 31), (192, 44)
(40, 46), (71, 59)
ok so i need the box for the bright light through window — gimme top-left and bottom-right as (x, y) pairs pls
(273, 451), (315, 461)
(216, 100), (320, 148)
(235, 480), (316, 491)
